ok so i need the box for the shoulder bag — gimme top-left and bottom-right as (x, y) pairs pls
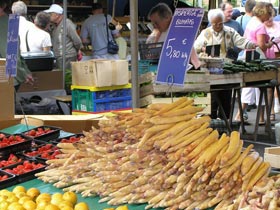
(105, 14), (119, 54)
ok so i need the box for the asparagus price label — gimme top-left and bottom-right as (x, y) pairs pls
(6, 14), (19, 77)
(156, 8), (204, 86)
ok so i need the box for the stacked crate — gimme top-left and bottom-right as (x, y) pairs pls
(71, 84), (132, 114)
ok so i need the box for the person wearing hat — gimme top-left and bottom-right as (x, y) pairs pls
(80, 3), (121, 59)
(45, 4), (83, 70)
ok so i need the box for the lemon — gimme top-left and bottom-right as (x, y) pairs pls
(51, 192), (63, 206)
(26, 188), (40, 200)
(12, 186), (26, 194)
(36, 199), (50, 210)
(74, 202), (90, 210)
(36, 193), (51, 203)
(6, 194), (18, 203)
(61, 206), (74, 210)
(15, 191), (26, 199)
(0, 200), (10, 210)
(18, 196), (32, 205)
(59, 200), (74, 208)
(45, 203), (60, 210)
(23, 200), (37, 210)
(62, 191), (77, 205)
(115, 205), (129, 210)
(0, 189), (10, 196)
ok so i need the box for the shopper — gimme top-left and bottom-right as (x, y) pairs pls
(45, 4), (83, 70)
(80, 3), (121, 59)
(11, 0), (34, 53)
(236, 0), (256, 31)
(146, 3), (201, 69)
(220, 2), (244, 36)
(24, 11), (52, 52)
(194, 8), (255, 120)
(0, 0), (33, 91)
(234, 2), (274, 125)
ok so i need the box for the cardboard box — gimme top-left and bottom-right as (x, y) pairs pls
(0, 117), (22, 130)
(0, 59), (15, 120)
(72, 59), (129, 87)
(264, 147), (280, 168)
(18, 70), (63, 92)
(21, 115), (104, 133)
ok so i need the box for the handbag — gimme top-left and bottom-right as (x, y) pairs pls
(105, 14), (119, 54)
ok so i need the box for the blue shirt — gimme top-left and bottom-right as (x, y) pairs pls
(236, 14), (252, 32)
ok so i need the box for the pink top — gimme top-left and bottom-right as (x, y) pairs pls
(245, 16), (274, 58)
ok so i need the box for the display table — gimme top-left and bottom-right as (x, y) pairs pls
(0, 124), (167, 210)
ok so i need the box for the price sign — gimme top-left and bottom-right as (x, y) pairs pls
(155, 8), (204, 86)
(6, 14), (19, 77)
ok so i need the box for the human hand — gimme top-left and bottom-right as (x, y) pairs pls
(247, 42), (256, 49)
(25, 74), (34, 86)
(77, 50), (83, 61)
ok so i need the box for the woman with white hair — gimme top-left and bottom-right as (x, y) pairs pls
(194, 8), (255, 58)
(194, 8), (255, 120)
(11, 0), (34, 53)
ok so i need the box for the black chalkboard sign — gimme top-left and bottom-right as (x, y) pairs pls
(6, 14), (19, 77)
(156, 8), (204, 86)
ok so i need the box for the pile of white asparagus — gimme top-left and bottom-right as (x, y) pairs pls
(36, 97), (271, 210)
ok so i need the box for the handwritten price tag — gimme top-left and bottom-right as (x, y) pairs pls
(156, 8), (204, 86)
(6, 14), (19, 77)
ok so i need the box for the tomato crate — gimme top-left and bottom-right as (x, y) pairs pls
(22, 126), (61, 142)
(2, 160), (46, 183)
(71, 84), (132, 112)
(0, 170), (17, 189)
(0, 134), (33, 156)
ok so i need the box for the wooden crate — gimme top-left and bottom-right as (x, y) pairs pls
(242, 70), (277, 85)
(264, 147), (280, 168)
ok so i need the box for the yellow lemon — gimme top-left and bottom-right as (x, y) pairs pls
(15, 191), (26, 199)
(6, 194), (18, 203)
(115, 205), (129, 210)
(74, 202), (89, 210)
(0, 195), (7, 202)
(0, 200), (10, 210)
(59, 200), (74, 208)
(18, 196), (32, 204)
(13, 205), (26, 210)
(26, 188), (40, 200)
(45, 203), (60, 210)
(12, 186), (26, 194)
(8, 202), (21, 210)
(103, 208), (114, 210)
(62, 191), (77, 205)
(36, 199), (50, 210)
(61, 206), (74, 210)
(36, 193), (51, 203)
(51, 193), (63, 206)
(23, 200), (37, 210)
(0, 189), (10, 196)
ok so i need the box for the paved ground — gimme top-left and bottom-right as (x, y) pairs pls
(232, 102), (280, 157)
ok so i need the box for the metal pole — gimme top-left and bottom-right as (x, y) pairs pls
(62, 0), (67, 89)
(130, 0), (139, 108)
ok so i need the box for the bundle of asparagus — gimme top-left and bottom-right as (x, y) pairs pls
(36, 97), (271, 210)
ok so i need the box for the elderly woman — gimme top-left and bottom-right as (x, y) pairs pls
(24, 11), (52, 52)
(194, 9), (255, 120)
(194, 8), (255, 59)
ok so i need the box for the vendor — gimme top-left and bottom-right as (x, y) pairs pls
(194, 8), (255, 120)
(146, 3), (201, 69)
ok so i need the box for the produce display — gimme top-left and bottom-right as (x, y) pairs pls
(0, 154), (23, 168)
(34, 97), (273, 210)
(23, 143), (61, 160)
(0, 185), (91, 210)
(0, 134), (26, 148)
(3, 160), (45, 175)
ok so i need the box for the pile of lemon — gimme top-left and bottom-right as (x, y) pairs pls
(0, 185), (90, 210)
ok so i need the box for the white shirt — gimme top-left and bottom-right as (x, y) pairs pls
(18, 16), (35, 53)
(24, 26), (52, 52)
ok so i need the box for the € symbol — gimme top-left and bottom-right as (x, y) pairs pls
(182, 39), (187, 45)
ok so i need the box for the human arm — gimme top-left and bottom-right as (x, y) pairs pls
(67, 19), (83, 51)
(193, 29), (207, 54)
(80, 19), (91, 45)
